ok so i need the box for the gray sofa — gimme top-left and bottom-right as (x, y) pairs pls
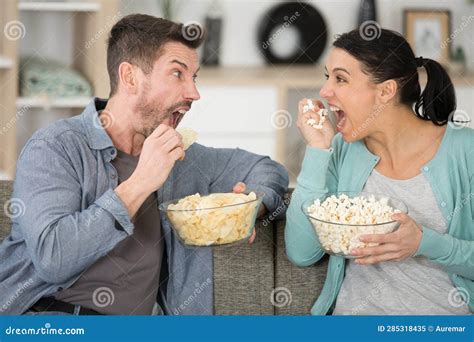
(0, 180), (328, 315)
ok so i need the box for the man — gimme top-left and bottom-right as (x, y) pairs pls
(0, 14), (288, 315)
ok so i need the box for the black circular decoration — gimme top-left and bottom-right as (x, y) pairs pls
(258, 2), (327, 64)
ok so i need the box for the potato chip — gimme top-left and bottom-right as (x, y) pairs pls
(177, 128), (198, 150)
(166, 192), (259, 246)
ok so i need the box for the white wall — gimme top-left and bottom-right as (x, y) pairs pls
(18, 0), (473, 68)
(14, 0), (473, 156)
(19, 0), (472, 70)
(121, 0), (474, 70)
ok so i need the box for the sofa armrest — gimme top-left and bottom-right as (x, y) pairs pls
(0, 180), (14, 242)
(213, 220), (275, 315)
(274, 219), (329, 315)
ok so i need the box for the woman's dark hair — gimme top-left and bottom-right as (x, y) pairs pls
(333, 28), (456, 125)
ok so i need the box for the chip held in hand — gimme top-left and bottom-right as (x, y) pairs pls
(177, 128), (198, 150)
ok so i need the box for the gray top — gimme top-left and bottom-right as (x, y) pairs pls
(0, 98), (288, 315)
(55, 150), (164, 315)
(333, 169), (470, 315)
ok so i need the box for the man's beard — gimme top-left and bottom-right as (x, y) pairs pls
(135, 99), (192, 137)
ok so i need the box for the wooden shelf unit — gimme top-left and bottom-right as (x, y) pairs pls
(18, 1), (101, 12)
(0, 56), (14, 69)
(16, 96), (93, 108)
(0, 0), (19, 179)
(0, 0), (119, 178)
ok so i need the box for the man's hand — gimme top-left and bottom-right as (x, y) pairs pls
(351, 213), (423, 265)
(131, 124), (184, 191)
(232, 182), (267, 244)
(115, 124), (184, 218)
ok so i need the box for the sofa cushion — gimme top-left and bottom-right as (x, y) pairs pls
(0, 180), (13, 241)
(274, 199), (329, 315)
(213, 220), (275, 315)
(1, 182), (319, 316)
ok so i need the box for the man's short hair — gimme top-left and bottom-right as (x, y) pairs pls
(107, 14), (206, 96)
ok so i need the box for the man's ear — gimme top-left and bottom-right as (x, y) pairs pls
(118, 62), (138, 95)
(377, 79), (398, 105)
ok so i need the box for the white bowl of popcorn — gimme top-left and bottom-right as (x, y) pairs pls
(159, 192), (264, 247)
(302, 192), (408, 258)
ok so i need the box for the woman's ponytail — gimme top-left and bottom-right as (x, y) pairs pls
(333, 29), (456, 126)
(414, 58), (456, 125)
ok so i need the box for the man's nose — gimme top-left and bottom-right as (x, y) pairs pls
(186, 82), (200, 101)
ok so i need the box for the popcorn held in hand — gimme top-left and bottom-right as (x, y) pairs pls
(306, 194), (401, 257)
(303, 100), (328, 129)
(302, 99), (315, 113)
(306, 108), (328, 129)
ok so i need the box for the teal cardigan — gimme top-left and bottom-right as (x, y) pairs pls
(285, 124), (474, 314)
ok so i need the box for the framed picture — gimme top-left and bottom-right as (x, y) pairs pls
(404, 9), (451, 65)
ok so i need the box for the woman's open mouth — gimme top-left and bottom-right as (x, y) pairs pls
(330, 105), (346, 132)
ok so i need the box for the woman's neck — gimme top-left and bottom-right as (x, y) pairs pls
(363, 106), (446, 177)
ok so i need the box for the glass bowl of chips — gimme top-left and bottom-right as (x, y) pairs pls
(159, 192), (264, 247)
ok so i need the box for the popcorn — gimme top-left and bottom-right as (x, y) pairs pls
(303, 100), (328, 129)
(166, 192), (259, 246)
(302, 99), (315, 113)
(306, 194), (401, 256)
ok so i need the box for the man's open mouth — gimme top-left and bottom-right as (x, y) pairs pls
(170, 109), (188, 128)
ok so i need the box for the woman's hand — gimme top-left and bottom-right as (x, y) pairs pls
(296, 98), (335, 149)
(351, 213), (423, 265)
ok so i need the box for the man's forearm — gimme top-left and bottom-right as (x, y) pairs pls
(114, 176), (151, 219)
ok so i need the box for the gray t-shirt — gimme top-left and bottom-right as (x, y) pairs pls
(55, 150), (164, 315)
(333, 169), (470, 315)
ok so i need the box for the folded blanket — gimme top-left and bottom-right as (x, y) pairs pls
(20, 56), (92, 97)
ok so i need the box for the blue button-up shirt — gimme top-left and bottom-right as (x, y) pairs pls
(0, 98), (289, 315)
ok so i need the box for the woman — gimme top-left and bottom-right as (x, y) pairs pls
(285, 28), (473, 315)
